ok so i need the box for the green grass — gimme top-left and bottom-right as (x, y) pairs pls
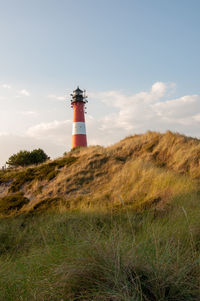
(0, 193), (200, 300)
(2, 131), (200, 299)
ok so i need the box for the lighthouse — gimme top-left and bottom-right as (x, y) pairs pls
(70, 87), (88, 148)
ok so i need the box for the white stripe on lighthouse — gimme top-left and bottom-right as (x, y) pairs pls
(72, 122), (86, 135)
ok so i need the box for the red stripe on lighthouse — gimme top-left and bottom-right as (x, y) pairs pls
(73, 102), (85, 122)
(72, 134), (87, 148)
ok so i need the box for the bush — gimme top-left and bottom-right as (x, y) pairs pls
(7, 149), (49, 167)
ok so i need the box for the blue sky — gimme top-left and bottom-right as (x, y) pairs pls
(0, 0), (200, 165)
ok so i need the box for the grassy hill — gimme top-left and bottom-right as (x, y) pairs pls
(0, 131), (200, 300)
(0, 130), (199, 216)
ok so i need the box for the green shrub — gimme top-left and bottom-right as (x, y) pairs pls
(7, 148), (49, 167)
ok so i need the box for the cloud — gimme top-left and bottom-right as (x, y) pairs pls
(26, 115), (118, 147)
(90, 82), (200, 140)
(27, 120), (72, 144)
(90, 82), (170, 110)
(48, 94), (65, 101)
(1, 84), (11, 89)
(0, 84), (31, 98)
(19, 111), (37, 116)
(18, 89), (30, 96)
(193, 114), (200, 122)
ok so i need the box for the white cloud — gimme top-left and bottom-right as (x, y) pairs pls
(19, 111), (37, 116)
(27, 120), (72, 144)
(1, 84), (11, 89)
(90, 82), (200, 140)
(18, 89), (30, 96)
(48, 94), (65, 101)
(193, 114), (200, 122)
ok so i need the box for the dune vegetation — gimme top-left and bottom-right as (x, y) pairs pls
(0, 131), (200, 300)
(0, 130), (200, 216)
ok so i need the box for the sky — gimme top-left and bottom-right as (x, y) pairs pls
(0, 0), (200, 166)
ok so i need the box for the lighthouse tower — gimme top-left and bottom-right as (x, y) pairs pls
(70, 87), (88, 148)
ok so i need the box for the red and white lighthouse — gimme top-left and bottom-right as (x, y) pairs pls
(70, 87), (88, 148)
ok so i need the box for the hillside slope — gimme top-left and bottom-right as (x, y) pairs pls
(0, 131), (199, 216)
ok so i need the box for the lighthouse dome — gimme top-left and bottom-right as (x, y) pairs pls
(73, 86), (83, 95)
(70, 87), (87, 104)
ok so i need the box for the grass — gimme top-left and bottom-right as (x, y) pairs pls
(0, 147), (199, 216)
(0, 192), (200, 300)
(0, 131), (200, 299)
(8, 156), (77, 193)
(0, 156), (77, 192)
(0, 192), (29, 216)
(108, 131), (200, 178)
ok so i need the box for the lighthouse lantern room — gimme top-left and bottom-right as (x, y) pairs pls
(70, 87), (88, 148)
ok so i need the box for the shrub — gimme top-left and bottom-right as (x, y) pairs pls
(7, 149), (49, 167)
